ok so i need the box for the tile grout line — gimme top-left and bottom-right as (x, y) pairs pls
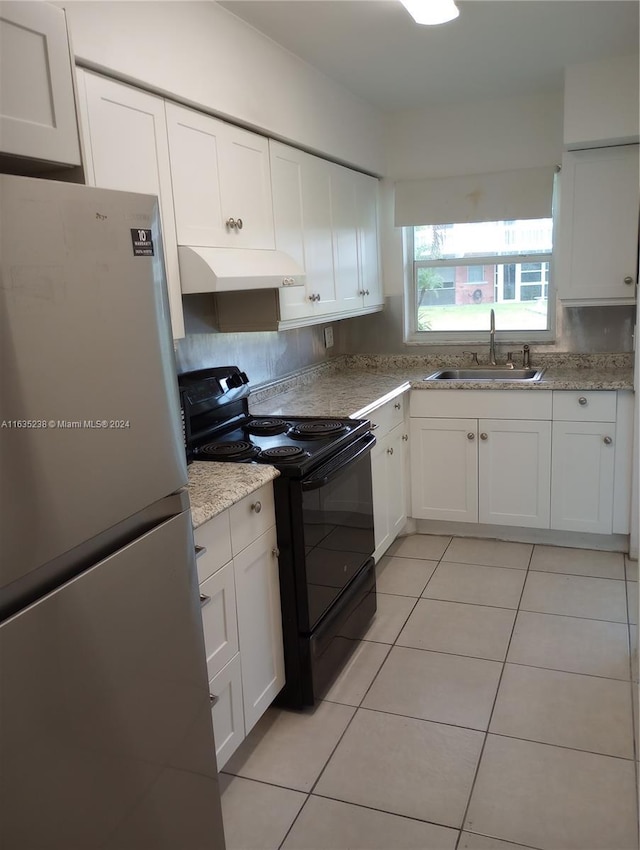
(454, 540), (535, 850)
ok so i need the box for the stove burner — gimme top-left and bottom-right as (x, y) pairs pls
(290, 420), (349, 439)
(247, 418), (290, 436)
(259, 445), (309, 462)
(198, 440), (260, 461)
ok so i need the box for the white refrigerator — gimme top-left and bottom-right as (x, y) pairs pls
(0, 175), (225, 849)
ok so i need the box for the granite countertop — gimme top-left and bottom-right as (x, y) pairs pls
(188, 461), (279, 528)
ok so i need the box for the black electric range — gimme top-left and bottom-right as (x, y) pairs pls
(179, 366), (377, 708)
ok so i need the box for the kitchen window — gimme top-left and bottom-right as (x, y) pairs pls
(407, 218), (554, 340)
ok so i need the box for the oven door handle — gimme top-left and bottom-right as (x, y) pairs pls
(300, 433), (376, 491)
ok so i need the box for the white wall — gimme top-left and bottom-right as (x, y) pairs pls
(384, 91), (564, 180)
(61, 1), (385, 174)
(564, 53), (640, 150)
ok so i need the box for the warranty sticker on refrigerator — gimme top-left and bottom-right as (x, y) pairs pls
(130, 229), (155, 256)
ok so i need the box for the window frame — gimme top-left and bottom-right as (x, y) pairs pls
(404, 224), (557, 346)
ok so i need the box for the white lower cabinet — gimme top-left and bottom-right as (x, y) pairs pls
(193, 483), (285, 769)
(370, 394), (409, 560)
(410, 414), (551, 529)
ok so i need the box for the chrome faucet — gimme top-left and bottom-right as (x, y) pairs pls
(489, 308), (497, 366)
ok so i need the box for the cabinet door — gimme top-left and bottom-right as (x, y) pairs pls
(78, 72), (184, 339)
(410, 418), (478, 522)
(479, 419), (551, 528)
(356, 172), (384, 309)
(558, 145), (638, 305)
(234, 527), (285, 733)
(331, 163), (361, 312)
(0, 2), (80, 165)
(371, 435), (391, 559)
(551, 421), (615, 534)
(209, 654), (245, 770)
(387, 422), (409, 541)
(166, 103), (274, 249)
(200, 561), (239, 680)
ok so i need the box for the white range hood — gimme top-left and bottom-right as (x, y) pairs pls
(178, 245), (304, 293)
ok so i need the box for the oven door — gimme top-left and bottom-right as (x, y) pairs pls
(300, 434), (375, 631)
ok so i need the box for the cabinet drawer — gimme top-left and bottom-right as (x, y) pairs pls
(367, 394), (406, 439)
(230, 483), (275, 555)
(209, 654), (245, 770)
(194, 511), (232, 583)
(552, 391), (617, 422)
(200, 561), (239, 680)
(411, 389), (552, 420)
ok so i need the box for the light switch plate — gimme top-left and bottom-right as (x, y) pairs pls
(323, 326), (334, 348)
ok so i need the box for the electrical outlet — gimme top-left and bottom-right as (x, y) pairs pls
(323, 326), (334, 349)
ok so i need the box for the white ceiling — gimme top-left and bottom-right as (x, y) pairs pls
(218, 0), (639, 111)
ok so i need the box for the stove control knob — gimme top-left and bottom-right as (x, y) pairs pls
(251, 501), (262, 514)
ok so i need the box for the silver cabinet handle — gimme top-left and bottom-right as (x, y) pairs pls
(604, 436), (613, 445)
(251, 500), (262, 514)
(225, 217), (237, 230)
(272, 546), (280, 558)
(236, 218), (243, 230)
(578, 396), (588, 406)
(315, 294), (321, 302)
(402, 434), (408, 441)
(467, 432), (475, 440)
(370, 423), (379, 430)
(209, 694), (219, 707)
(624, 276), (634, 285)
(480, 433), (488, 441)
(200, 593), (211, 607)
(195, 545), (207, 559)
(387, 447), (394, 455)
(364, 289), (370, 295)
(394, 402), (401, 410)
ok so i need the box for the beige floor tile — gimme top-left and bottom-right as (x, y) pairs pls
(531, 545), (625, 579)
(627, 580), (638, 625)
(397, 599), (516, 661)
(315, 708), (484, 828)
(386, 534), (451, 561)
(422, 561), (526, 609)
(222, 701), (355, 792)
(489, 663), (634, 758)
(459, 833), (539, 850)
(322, 640), (390, 707)
(630, 625), (638, 682)
(282, 795), (458, 850)
(507, 611), (630, 679)
(362, 645), (502, 730)
(219, 774), (306, 850)
(464, 735), (638, 850)
(376, 555), (438, 596)
(360, 592), (417, 644)
(443, 537), (532, 569)
(626, 555), (639, 582)
(521, 571), (627, 622)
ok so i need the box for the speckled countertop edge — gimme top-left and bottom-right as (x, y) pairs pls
(188, 461), (279, 528)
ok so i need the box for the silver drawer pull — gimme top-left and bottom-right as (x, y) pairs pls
(200, 593), (211, 607)
(578, 396), (588, 406)
(195, 545), (207, 559)
(394, 402), (401, 410)
(209, 694), (219, 707)
(370, 423), (379, 430)
(624, 276), (634, 285)
(251, 500), (262, 514)
(387, 447), (394, 455)
(480, 433), (488, 441)
(603, 436), (613, 445)
(467, 432), (475, 440)
(402, 434), (408, 441)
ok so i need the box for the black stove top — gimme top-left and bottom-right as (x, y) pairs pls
(178, 367), (372, 478)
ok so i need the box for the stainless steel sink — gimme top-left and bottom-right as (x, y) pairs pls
(424, 368), (545, 382)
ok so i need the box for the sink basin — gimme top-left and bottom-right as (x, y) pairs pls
(424, 368), (545, 382)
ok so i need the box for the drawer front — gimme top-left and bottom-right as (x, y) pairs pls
(194, 510), (232, 583)
(410, 389), (552, 420)
(367, 394), (406, 439)
(209, 653), (245, 770)
(200, 561), (239, 680)
(552, 391), (617, 423)
(229, 483), (275, 555)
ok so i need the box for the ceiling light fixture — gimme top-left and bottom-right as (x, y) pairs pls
(400, 0), (460, 25)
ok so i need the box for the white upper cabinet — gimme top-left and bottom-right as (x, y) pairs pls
(166, 103), (275, 250)
(557, 145), (639, 305)
(330, 162), (361, 312)
(0, 2), (80, 166)
(76, 70), (185, 339)
(355, 170), (384, 309)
